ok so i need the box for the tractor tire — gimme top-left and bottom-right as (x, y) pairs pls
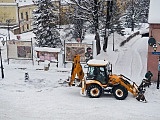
(87, 84), (102, 98)
(112, 85), (128, 100)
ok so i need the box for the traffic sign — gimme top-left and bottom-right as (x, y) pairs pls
(152, 52), (160, 55)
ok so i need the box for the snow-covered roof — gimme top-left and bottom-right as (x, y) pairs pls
(61, 0), (74, 5)
(0, 0), (72, 7)
(139, 28), (149, 35)
(15, 0), (34, 7)
(0, 3), (17, 6)
(148, 0), (160, 24)
(34, 47), (61, 53)
(87, 59), (109, 66)
(16, 0), (70, 7)
(139, 23), (149, 34)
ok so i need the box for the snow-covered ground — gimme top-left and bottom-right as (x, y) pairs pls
(0, 30), (160, 120)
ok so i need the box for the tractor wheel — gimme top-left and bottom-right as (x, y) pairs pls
(87, 84), (102, 98)
(112, 85), (128, 100)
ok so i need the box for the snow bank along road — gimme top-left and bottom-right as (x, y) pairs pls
(107, 35), (148, 84)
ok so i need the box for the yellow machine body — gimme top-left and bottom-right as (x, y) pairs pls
(69, 55), (147, 102)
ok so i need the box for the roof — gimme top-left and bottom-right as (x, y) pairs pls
(148, 0), (160, 24)
(15, 0), (71, 7)
(87, 59), (109, 66)
(34, 47), (61, 53)
(15, 0), (34, 7)
(0, 3), (17, 6)
(16, 0), (57, 7)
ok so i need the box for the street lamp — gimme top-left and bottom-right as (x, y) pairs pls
(153, 44), (157, 52)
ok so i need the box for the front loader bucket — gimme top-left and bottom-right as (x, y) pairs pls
(136, 91), (147, 103)
(136, 79), (150, 103)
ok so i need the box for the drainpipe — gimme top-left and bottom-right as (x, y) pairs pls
(17, 3), (21, 34)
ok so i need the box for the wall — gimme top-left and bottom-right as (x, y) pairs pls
(18, 5), (36, 33)
(18, 1), (60, 33)
(147, 24), (160, 81)
(0, 1), (77, 34)
(0, 3), (18, 25)
(0, 0), (14, 3)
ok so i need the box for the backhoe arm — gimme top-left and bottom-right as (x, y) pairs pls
(69, 55), (84, 86)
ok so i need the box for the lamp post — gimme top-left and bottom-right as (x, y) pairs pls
(0, 47), (4, 79)
(113, 29), (114, 51)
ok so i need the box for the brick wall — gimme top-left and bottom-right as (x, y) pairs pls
(147, 24), (160, 81)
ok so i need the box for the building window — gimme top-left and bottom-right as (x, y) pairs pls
(22, 25), (24, 31)
(27, 24), (29, 30)
(21, 13), (23, 20)
(26, 12), (28, 21)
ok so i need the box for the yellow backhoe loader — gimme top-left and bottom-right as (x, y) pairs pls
(68, 55), (151, 102)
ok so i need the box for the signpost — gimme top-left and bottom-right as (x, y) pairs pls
(152, 52), (160, 89)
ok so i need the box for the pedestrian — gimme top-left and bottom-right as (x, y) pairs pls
(145, 71), (153, 81)
(144, 71), (153, 87)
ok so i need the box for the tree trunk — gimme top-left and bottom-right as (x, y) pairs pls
(103, 1), (113, 52)
(94, 0), (101, 55)
(103, 36), (108, 52)
(95, 32), (101, 55)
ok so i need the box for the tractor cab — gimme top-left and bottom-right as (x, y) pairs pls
(86, 59), (112, 84)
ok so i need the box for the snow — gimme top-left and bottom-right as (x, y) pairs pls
(0, 29), (160, 120)
(148, 0), (160, 24)
(0, 3), (17, 6)
(15, 0), (71, 7)
(0, 29), (17, 40)
(139, 23), (149, 34)
(87, 59), (109, 66)
(15, 0), (34, 7)
(34, 47), (61, 53)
